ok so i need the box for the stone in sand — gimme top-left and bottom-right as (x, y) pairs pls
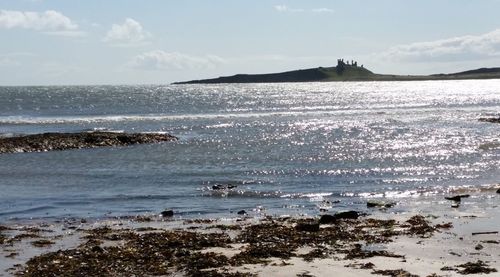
(237, 210), (246, 215)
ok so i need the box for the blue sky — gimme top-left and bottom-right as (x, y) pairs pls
(1, 0), (500, 85)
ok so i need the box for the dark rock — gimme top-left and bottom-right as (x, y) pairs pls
(212, 184), (237, 190)
(445, 194), (470, 202)
(475, 244), (484, 250)
(319, 211), (361, 225)
(237, 210), (246, 215)
(319, 214), (337, 225)
(295, 223), (320, 232)
(334, 211), (360, 220)
(0, 132), (178, 154)
(367, 200), (396, 209)
(496, 188), (500, 194)
(212, 185), (224, 190)
(160, 210), (174, 217)
(91, 246), (104, 253)
(479, 117), (500, 124)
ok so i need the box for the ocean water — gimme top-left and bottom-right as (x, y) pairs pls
(0, 80), (499, 221)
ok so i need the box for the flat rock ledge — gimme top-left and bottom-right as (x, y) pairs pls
(0, 132), (178, 154)
(479, 117), (500, 124)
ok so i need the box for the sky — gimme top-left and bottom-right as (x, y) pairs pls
(1, 0), (500, 85)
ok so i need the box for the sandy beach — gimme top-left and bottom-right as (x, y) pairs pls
(1, 0), (500, 276)
(1, 189), (498, 277)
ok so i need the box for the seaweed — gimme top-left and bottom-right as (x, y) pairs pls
(31, 239), (55, 247)
(15, 215), (452, 276)
(372, 269), (419, 277)
(441, 260), (497, 275)
(403, 215), (435, 237)
(299, 246), (330, 262)
(344, 244), (404, 260)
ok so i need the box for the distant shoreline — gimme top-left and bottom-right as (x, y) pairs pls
(173, 64), (500, 84)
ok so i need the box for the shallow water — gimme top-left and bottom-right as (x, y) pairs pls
(0, 80), (499, 221)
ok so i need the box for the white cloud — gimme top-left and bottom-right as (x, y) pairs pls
(129, 50), (225, 71)
(274, 5), (288, 12)
(104, 18), (150, 46)
(382, 29), (500, 62)
(0, 57), (19, 66)
(0, 10), (82, 36)
(274, 5), (304, 13)
(274, 5), (333, 13)
(312, 8), (334, 13)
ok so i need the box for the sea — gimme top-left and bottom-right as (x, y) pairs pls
(0, 80), (499, 222)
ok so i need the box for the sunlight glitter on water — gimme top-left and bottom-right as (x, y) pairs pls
(0, 80), (499, 220)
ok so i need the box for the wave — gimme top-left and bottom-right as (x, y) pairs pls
(202, 189), (283, 198)
(356, 183), (500, 199)
(89, 194), (177, 202)
(0, 104), (482, 125)
(0, 111), (358, 125)
(0, 205), (56, 216)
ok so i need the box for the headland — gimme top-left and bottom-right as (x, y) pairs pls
(174, 59), (500, 84)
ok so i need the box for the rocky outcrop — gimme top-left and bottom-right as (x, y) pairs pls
(0, 132), (178, 154)
(479, 117), (500, 123)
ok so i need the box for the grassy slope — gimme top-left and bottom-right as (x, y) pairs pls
(320, 66), (376, 81)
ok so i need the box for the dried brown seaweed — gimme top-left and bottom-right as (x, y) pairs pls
(441, 260), (497, 275)
(15, 215), (451, 276)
